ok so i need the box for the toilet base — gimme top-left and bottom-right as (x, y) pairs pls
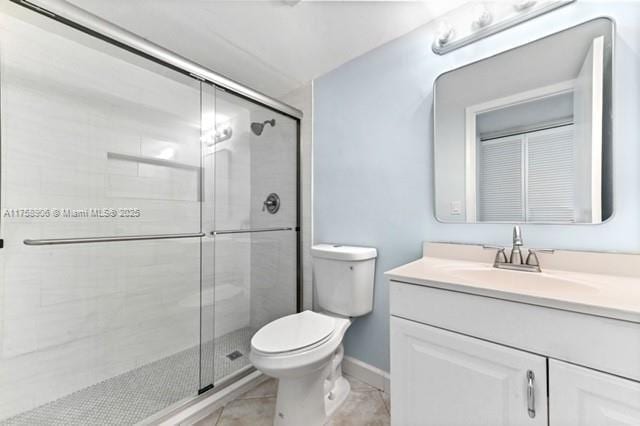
(274, 369), (327, 426)
(273, 346), (350, 426)
(325, 375), (350, 418)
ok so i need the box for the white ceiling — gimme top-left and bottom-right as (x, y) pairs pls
(67, 0), (467, 98)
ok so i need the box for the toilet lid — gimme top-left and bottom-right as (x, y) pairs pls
(251, 311), (336, 354)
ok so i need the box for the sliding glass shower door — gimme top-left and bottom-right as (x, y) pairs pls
(0, 5), (206, 424)
(200, 86), (298, 385)
(0, 2), (299, 425)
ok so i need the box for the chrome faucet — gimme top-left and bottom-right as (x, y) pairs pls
(510, 225), (524, 265)
(484, 226), (554, 273)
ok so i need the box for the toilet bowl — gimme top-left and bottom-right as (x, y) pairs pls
(249, 244), (377, 426)
(250, 310), (352, 426)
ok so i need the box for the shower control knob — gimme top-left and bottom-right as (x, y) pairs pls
(262, 193), (281, 214)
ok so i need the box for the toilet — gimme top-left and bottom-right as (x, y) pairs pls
(249, 244), (377, 426)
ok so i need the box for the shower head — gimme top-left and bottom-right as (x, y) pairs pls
(250, 119), (276, 136)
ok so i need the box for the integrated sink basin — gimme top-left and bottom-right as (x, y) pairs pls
(385, 242), (640, 323)
(436, 264), (600, 294)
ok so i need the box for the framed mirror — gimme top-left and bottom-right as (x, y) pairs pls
(434, 18), (613, 224)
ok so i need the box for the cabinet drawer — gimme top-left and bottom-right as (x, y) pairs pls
(390, 280), (640, 381)
(391, 316), (547, 426)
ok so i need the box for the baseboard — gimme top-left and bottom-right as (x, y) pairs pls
(342, 356), (390, 394)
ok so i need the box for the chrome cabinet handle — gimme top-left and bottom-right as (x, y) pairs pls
(527, 370), (536, 419)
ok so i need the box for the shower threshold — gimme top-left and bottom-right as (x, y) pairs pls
(0, 327), (256, 426)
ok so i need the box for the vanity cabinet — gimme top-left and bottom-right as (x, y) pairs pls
(388, 280), (640, 426)
(390, 317), (548, 426)
(391, 315), (640, 426)
(386, 243), (640, 425)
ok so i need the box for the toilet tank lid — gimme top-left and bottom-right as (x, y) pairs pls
(311, 244), (377, 261)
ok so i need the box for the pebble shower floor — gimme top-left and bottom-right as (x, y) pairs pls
(0, 327), (255, 426)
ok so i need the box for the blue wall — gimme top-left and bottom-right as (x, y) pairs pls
(313, 2), (640, 372)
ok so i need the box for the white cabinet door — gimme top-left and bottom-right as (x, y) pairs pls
(549, 359), (640, 425)
(390, 316), (547, 426)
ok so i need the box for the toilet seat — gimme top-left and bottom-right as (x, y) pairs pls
(252, 311), (336, 354)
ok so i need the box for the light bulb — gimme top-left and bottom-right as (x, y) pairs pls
(472, 5), (493, 30)
(514, 0), (537, 12)
(436, 21), (454, 47)
(214, 125), (233, 144)
(156, 147), (175, 160)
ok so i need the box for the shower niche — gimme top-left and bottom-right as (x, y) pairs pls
(0, 2), (299, 424)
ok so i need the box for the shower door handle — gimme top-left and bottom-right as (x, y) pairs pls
(211, 227), (293, 235)
(24, 232), (205, 246)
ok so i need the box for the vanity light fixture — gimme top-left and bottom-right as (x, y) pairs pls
(214, 125), (233, 144)
(203, 122), (233, 146)
(432, 0), (575, 55)
(156, 147), (176, 160)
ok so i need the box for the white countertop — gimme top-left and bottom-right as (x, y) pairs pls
(386, 244), (640, 323)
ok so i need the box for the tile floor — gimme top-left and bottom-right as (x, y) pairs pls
(194, 375), (390, 426)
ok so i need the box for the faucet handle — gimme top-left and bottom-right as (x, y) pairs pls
(482, 244), (503, 250)
(530, 248), (555, 253)
(525, 248), (555, 267)
(483, 245), (507, 265)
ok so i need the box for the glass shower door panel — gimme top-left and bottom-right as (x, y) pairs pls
(247, 230), (298, 330)
(212, 89), (298, 382)
(0, 7), (202, 424)
(213, 230), (297, 382)
(211, 232), (254, 382)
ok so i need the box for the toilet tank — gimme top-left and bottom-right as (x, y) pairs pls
(311, 244), (377, 317)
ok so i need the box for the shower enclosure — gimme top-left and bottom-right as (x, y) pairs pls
(0, 1), (300, 424)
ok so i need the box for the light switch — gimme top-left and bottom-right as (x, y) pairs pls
(450, 201), (462, 216)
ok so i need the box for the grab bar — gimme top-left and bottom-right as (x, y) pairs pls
(212, 227), (295, 235)
(24, 232), (205, 246)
